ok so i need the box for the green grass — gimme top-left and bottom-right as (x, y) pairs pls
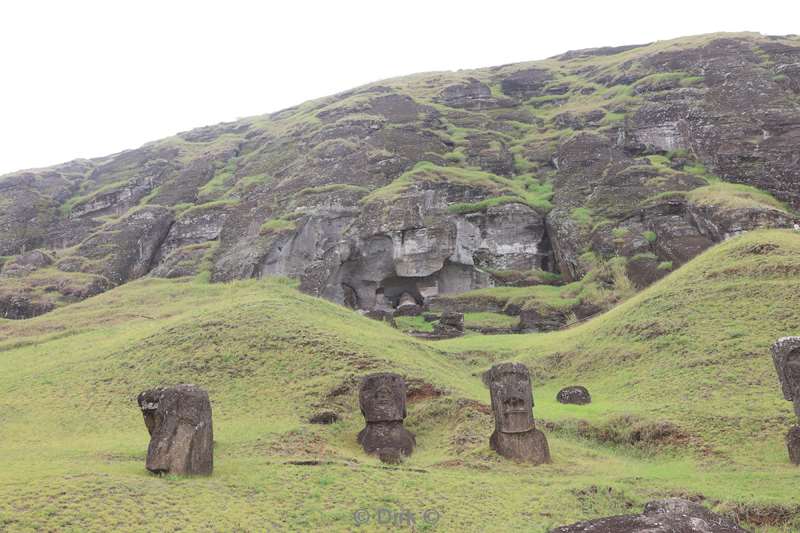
(296, 184), (369, 197)
(688, 183), (790, 213)
(1, 230), (800, 530)
(463, 312), (518, 330)
(394, 314), (434, 333)
(259, 218), (296, 235)
(362, 162), (553, 212)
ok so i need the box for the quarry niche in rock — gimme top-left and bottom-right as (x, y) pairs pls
(484, 362), (551, 464)
(137, 384), (214, 476)
(357, 373), (416, 463)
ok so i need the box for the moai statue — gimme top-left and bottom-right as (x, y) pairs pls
(137, 384), (214, 475)
(771, 337), (800, 464)
(357, 373), (416, 463)
(484, 362), (551, 464)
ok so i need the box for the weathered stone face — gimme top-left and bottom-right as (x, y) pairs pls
(359, 373), (407, 423)
(771, 336), (800, 419)
(484, 363), (535, 434)
(484, 362), (551, 464)
(137, 384), (213, 476)
(357, 373), (415, 461)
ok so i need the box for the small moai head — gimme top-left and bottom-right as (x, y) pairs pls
(359, 373), (407, 423)
(137, 384), (213, 476)
(772, 337), (800, 418)
(484, 362), (535, 434)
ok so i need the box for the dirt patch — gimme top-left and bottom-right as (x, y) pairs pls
(406, 380), (446, 402)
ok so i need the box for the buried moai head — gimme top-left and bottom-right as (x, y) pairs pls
(771, 337), (800, 419)
(483, 362), (536, 433)
(357, 373), (415, 461)
(359, 373), (407, 423)
(137, 384), (213, 476)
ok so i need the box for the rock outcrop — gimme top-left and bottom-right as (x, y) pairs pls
(550, 498), (746, 532)
(556, 386), (592, 405)
(1, 33), (799, 319)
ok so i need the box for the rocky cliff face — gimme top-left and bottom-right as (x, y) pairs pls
(1, 33), (799, 319)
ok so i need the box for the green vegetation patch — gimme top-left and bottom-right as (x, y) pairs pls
(259, 218), (297, 236)
(1, 230), (800, 530)
(362, 162), (553, 212)
(687, 183), (789, 212)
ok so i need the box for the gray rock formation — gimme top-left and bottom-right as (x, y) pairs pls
(483, 362), (550, 464)
(357, 373), (416, 462)
(137, 384), (214, 476)
(550, 498), (746, 532)
(2, 34), (799, 319)
(433, 311), (464, 338)
(556, 386), (592, 405)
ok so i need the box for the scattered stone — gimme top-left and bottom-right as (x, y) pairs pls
(137, 384), (213, 476)
(361, 309), (397, 328)
(556, 386), (592, 405)
(550, 498), (746, 532)
(433, 311), (464, 338)
(0, 250), (53, 278)
(787, 425), (800, 465)
(357, 373), (416, 462)
(423, 313), (440, 322)
(483, 362), (550, 464)
(309, 411), (339, 425)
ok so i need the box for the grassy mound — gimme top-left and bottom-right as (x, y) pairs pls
(1, 230), (800, 531)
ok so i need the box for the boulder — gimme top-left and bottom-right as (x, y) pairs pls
(556, 386), (592, 405)
(433, 311), (464, 338)
(137, 384), (213, 476)
(309, 411), (340, 425)
(550, 498), (746, 532)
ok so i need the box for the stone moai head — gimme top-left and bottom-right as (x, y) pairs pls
(772, 337), (800, 419)
(137, 384), (213, 476)
(484, 362), (536, 434)
(359, 373), (407, 423)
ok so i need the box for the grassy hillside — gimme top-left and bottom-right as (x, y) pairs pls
(1, 230), (800, 531)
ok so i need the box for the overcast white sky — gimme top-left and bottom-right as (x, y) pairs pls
(1, 1), (797, 175)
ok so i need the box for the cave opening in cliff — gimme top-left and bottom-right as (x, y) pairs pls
(377, 275), (425, 308)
